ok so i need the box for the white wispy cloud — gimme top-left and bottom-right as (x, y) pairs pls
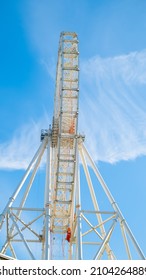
(0, 113), (50, 170)
(79, 50), (146, 163)
(1, 51), (146, 170)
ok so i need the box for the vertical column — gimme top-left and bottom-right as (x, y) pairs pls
(75, 147), (82, 259)
(44, 134), (52, 260)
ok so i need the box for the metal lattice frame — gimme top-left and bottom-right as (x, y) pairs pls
(51, 32), (79, 234)
(0, 32), (145, 260)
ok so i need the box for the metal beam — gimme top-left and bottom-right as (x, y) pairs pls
(10, 214), (35, 260)
(82, 143), (146, 260)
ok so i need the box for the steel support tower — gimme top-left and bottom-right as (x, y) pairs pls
(0, 32), (145, 260)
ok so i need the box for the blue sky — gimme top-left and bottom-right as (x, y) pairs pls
(0, 0), (146, 259)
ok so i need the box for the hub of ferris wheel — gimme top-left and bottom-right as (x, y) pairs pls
(0, 32), (145, 260)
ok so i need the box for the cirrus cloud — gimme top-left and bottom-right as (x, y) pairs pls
(79, 49), (146, 163)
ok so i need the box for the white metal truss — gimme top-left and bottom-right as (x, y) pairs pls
(72, 137), (145, 260)
(51, 32), (79, 236)
(0, 32), (145, 260)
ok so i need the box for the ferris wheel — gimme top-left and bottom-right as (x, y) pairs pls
(0, 32), (145, 260)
